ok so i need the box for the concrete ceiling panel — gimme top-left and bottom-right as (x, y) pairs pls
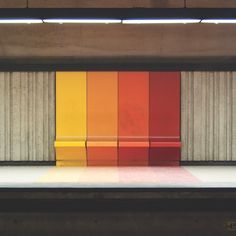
(187, 0), (236, 8)
(28, 0), (184, 8)
(0, 24), (235, 59)
(0, 0), (26, 8)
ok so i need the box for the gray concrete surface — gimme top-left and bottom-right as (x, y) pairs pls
(181, 72), (236, 161)
(0, 72), (55, 161)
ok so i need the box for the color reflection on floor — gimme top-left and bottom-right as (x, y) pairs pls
(0, 166), (236, 188)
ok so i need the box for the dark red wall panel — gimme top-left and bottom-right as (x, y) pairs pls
(149, 72), (180, 142)
(149, 72), (181, 166)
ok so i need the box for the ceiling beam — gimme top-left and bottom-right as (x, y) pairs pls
(0, 0), (27, 8)
(28, 0), (184, 8)
(0, 23), (235, 59)
(187, 0), (236, 8)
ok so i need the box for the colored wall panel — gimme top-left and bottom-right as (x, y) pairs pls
(87, 72), (118, 165)
(149, 72), (181, 165)
(118, 72), (149, 140)
(150, 161), (180, 166)
(55, 72), (87, 166)
(56, 72), (86, 141)
(149, 72), (180, 142)
(87, 72), (118, 140)
(118, 72), (149, 165)
(55, 141), (86, 161)
(119, 141), (149, 166)
(87, 141), (117, 166)
(56, 161), (87, 167)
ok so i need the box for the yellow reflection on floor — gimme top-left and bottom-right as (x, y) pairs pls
(38, 167), (86, 183)
(78, 167), (119, 183)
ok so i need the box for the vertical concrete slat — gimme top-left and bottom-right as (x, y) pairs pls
(208, 72), (215, 161)
(218, 72), (227, 161)
(193, 72), (202, 161)
(20, 72), (28, 161)
(184, 72), (195, 161)
(43, 72), (49, 161)
(11, 72), (21, 161)
(35, 72), (44, 161)
(226, 72), (233, 161)
(232, 72), (236, 161)
(28, 72), (34, 160)
(0, 73), (5, 161)
(5, 73), (11, 161)
(48, 72), (56, 161)
(180, 72), (187, 161)
(213, 72), (220, 161)
(201, 72), (207, 161)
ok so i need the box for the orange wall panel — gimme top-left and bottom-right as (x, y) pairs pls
(87, 72), (118, 165)
(87, 72), (118, 140)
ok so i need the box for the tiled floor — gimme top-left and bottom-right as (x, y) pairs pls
(0, 166), (236, 188)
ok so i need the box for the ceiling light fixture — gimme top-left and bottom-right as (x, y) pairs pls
(43, 19), (122, 24)
(0, 19), (43, 24)
(201, 19), (236, 24)
(122, 19), (201, 24)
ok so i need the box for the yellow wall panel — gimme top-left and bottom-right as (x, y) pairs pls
(56, 72), (87, 141)
(55, 141), (86, 161)
(55, 72), (87, 166)
(56, 160), (87, 167)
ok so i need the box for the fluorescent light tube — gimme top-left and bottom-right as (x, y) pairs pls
(43, 19), (121, 24)
(201, 19), (236, 24)
(0, 19), (43, 24)
(122, 19), (201, 24)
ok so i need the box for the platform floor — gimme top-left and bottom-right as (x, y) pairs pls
(0, 166), (236, 188)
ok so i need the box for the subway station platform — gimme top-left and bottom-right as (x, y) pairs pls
(0, 166), (236, 188)
(1, 166), (236, 235)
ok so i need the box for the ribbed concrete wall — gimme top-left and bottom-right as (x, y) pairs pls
(181, 72), (236, 161)
(0, 71), (236, 162)
(0, 72), (55, 161)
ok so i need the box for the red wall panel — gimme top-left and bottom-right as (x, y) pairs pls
(118, 72), (149, 166)
(149, 72), (181, 166)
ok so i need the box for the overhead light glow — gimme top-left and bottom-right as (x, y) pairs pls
(122, 19), (201, 24)
(0, 19), (43, 24)
(201, 19), (236, 24)
(43, 19), (122, 24)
